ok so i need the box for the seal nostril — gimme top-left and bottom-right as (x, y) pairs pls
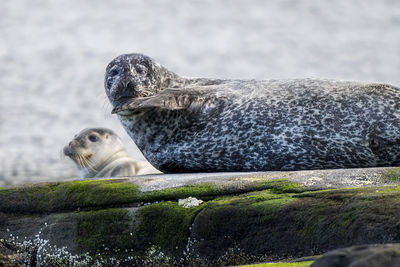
(126, 82), (135, 90)
(63, 146), (71, 156)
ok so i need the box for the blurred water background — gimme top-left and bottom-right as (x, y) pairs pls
(1, 0), (400, 186)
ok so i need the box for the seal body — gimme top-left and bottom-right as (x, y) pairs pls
(105, 53), (400, 173)
(63, 127), (161, 178)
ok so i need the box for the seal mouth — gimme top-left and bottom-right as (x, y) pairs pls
(112, 101), (132, 114)
(112, 106), (144, 116)
(63, 146), (91, 159)
(111, 97), (144, 115)
(65, 149), (94, 168)
(110, 82), (157, 115)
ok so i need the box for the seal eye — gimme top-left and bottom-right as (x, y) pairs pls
(135, 65), (146, 75)
(110, 69), (119, 76)
(88, 135), (98, 142)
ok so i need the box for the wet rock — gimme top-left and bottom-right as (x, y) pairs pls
(311, 244), (400, 267)
(0, 168), (399, 265)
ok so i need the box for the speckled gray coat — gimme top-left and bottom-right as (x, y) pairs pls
(105, 54), (400, 173)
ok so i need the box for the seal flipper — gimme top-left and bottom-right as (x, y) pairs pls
(112, 88), (208, 113)
(368, 123), (400, 165)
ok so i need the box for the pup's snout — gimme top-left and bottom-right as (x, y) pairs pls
(63, 141), (75, 156)
(63, 145), (71, 156)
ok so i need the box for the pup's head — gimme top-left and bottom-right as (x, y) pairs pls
(63, 128), (124, 170)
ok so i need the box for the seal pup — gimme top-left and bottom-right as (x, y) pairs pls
(104, 53), (400, 173)
(63, 127), (161, 178)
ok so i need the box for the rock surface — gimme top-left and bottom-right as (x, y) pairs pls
(1, 167), (400, 266)
(311, 244), (400, 267)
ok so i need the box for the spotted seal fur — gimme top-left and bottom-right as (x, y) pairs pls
(63, 127), (161, 178)
(104, 53), (400, 173)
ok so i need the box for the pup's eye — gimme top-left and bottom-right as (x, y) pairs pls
(88, 135), (98, 142)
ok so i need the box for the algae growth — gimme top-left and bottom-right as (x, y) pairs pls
(74, 201), (204, 259)
(2, 177), (400, 265)
(191, 184), (400, 261)
(0, 178), (303, 213)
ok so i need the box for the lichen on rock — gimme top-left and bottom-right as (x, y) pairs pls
(178, 197), (204, 208)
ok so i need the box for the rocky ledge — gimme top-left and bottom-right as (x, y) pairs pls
(1, 167), (400, 266)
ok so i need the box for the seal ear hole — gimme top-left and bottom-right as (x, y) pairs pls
(88, 135), (98, 142)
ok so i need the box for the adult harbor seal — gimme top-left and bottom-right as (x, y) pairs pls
(63, 127), (161, 178)
(104, 53), (400, 173)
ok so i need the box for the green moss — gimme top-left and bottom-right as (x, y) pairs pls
(341, 213), (355, 228)
(208, 189), (297, 222)
(75, 208), (132, 253)
(140, 179), (304, 203)
(286, 186), (400, 253)
(193, 184), (400, 261)
(192, 188), (299, 261)
(64, 179), (141, 207)
(297, 186), (363, 198)
(239, 261), (313, 267)
(134, 201), (204, 257)
(74, 201), (204, 258)
(142, 183), (226, 201)
(374, 185), (400, 194)
(253, 179), (305, 194)
(0, 179), (142, 213)
(0, 178), (304, 214)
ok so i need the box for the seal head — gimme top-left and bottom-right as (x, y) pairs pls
(64, 127), (160, 178)
(105, 54), (181, 113)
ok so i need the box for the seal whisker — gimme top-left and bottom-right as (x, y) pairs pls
(76, 155), (84, 168)
(102, 97), (109, 108)
(78, 155), (87, 167)
(80, 154), (92, 168)
(79, 155), (98, 175)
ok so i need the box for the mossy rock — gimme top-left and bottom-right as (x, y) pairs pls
(191, 186), (400, 262)
(0, 178), (304, 214)
(1, 170), (400, 265)
(311, 244), (400, 267)
(74, 202), (203, 258)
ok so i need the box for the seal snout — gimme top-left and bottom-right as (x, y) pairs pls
(123, 80), (136, 90)
(64, 140), (79, 157)
(109, 81), (137, 110)
(63, 145), (73, 157)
